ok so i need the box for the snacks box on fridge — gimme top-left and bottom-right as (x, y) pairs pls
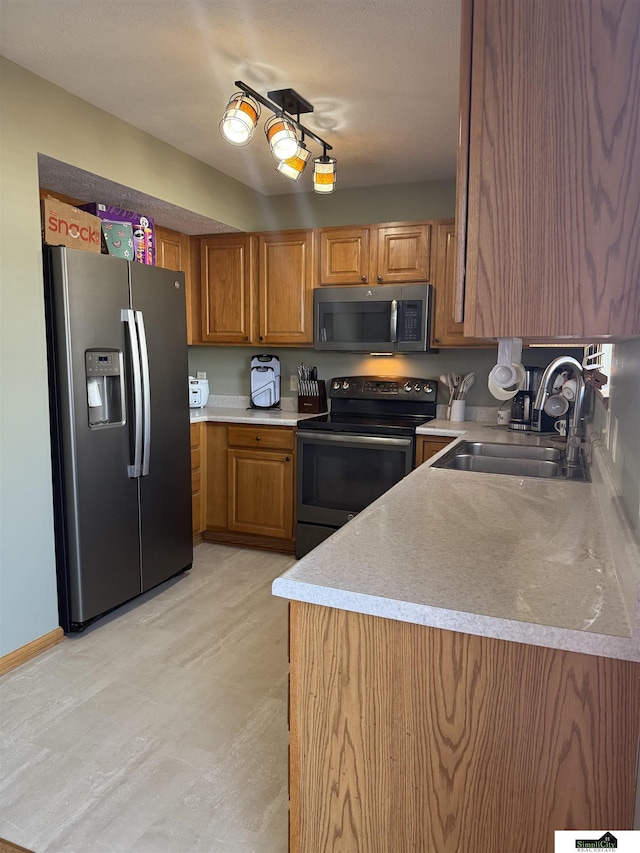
(41, 197), (102, 253)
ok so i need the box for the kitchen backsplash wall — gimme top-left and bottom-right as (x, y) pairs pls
(590, 338), (640, 537)
(188, 345), (583, 409)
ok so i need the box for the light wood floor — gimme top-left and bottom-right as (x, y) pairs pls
(0, 543), (295, 853)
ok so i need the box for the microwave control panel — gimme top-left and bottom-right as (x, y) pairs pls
(398, 301), (423, 342)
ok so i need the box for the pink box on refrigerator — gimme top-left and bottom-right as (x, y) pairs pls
(79, 203), (155, 264)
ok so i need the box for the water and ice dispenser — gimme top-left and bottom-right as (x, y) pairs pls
(85, 350), (125, 428)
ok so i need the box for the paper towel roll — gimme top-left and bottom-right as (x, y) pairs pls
(87, 378), (103, 408)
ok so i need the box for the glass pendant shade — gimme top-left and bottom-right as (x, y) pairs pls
(265, 115), (299, 161)
(313, 156), (337, 193)
(277, 142), (311, 181)
(219, 92), (260, 146)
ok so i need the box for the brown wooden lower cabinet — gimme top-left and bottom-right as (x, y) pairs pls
(415, 435), (451, 466)
(288, 601), (640, 853)
(203, 422), (295, 552)
(190, 422), (203, 537)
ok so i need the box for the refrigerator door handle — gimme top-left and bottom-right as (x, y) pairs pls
(135, 310), (152, 476)
(122, 308), (143, 477)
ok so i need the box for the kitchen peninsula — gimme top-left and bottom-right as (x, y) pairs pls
(273, 423), (640, 852)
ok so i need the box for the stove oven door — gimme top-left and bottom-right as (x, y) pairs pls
(296, 430), (414, 551)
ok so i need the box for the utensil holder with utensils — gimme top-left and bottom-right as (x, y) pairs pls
(298, 379), (327, 414)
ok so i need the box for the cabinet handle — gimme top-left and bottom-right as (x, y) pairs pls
(244, 336), (249, 341)
(360, 275), (367, 282)
(256, 436), (261, 441)
(259, 335), (264, 341)
(285, 456), (290, 462)
(434, 337), (441, 344)
(377, 275), (383, 283)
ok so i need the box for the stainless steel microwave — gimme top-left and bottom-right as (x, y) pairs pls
(314, 284), (437, 352)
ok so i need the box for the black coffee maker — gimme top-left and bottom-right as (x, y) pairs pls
(509, 367), (544, 430)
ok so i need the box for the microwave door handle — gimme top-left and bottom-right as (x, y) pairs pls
(122, 308), (142, 478)
(390, 299), (398, 343)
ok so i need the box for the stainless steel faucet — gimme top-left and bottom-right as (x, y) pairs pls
(533, 355), (585, 467)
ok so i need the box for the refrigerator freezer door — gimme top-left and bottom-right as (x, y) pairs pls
(47, 248), (142, 627)
(130, 263), (193, 591)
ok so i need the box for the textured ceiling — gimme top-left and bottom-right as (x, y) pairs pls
(1, 0), (461, 200)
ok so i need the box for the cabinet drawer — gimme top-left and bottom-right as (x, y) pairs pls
(228, 425), (295, 451)
(190, 422), (201, 448)
(191, 445), (201, 471)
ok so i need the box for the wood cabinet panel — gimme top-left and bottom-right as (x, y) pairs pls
(459, 0), (640, 339)
(227, 448), (294, 539)
(200, 235), (254, 344)
(431, 220), (490, 347)
(318, 222), (431, 286)
(151, 226), (200, 345)
(227, 425), (295, 452)
(205, 422), (229, 530)
(319, 227), (371, 285)
(189, 421), (203, 535)
(375, 224), (430, 284)
(257, 230), (315, 345)
(415, 436), (451, 466)
(289, 602), (640, 853)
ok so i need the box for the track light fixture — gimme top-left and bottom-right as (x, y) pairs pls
(220, 81), (336, 192)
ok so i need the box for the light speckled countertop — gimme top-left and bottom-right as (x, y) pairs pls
(189, 396), (322, 427)
(272, 420), (640, 661)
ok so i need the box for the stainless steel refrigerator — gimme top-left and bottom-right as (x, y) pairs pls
(44, 246), (193, 632)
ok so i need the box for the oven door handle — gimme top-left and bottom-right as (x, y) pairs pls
(297, 431), (412, 448)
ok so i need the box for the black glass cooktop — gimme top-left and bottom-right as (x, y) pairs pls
(298, 412), (434, 436)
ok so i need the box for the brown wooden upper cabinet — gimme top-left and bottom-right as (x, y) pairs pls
(457, 0), (640, 340)
(155, 225), (199, 345)
(199, 229), (315, 346)
(431, 219), (489, 348)
(319, 222), (431, 286)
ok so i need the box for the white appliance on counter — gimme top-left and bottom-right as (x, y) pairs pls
(250, 354), (280, 409)
(188, 376), (209, 408)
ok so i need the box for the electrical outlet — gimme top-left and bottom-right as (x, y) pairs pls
(611, 415), (619, 463)
(289, 374), (298, 392)
(196, 371), (207, 380)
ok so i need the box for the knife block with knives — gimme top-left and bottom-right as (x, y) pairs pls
(296, 363), (327, 413)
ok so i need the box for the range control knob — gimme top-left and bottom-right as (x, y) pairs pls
(332, 380), (341, 390)
(403, 382), (412, 392)
(414, 383), (422, 392)
(424, 383), (433, 394)
(342, 380), (350, 390)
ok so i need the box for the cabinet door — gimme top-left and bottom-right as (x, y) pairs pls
(227, 448), (294, 539)
(319, 227), (371, 285)
(459, 0), (640, 339)
(375, 223), (431, 284)
(190, 422), (203, 535)
(431, 221), (490, 347)
(415, 436), (451, 467)
(258, 230), (315, 345)
(200, 234), (254, 344)
(156, 226), (200, 345)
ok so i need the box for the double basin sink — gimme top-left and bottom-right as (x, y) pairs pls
(432, 440), (590, 482)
